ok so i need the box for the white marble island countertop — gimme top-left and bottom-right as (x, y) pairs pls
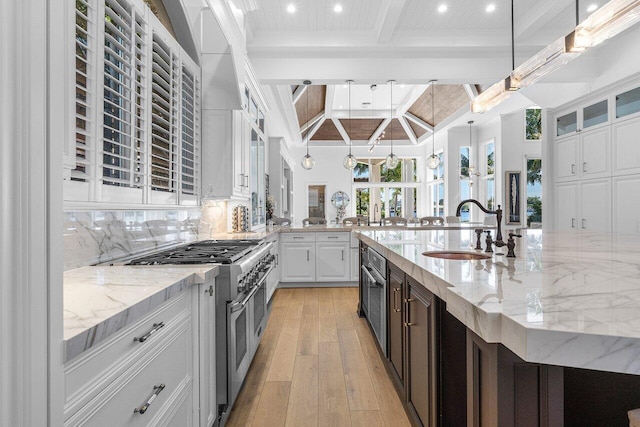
(64, 265), (219, 361)
(356, 229), (640, 375)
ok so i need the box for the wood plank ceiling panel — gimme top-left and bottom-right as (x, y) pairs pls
(378, 119), (408, 141)
(407, 85), (469, 126)
(339, 119), (384, 141)
(296, 85), (326, 127)
(311, 120), (343, 141)
(408, 121), (428, 138)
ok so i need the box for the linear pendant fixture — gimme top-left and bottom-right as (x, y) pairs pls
(343, 80), (357, 170)
(300, 80), (315, 170)
(385, 80), (399, 169)
(472, 0), (640, 113)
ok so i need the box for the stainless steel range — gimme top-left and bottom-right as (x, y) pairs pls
(127, 239), (276, 426)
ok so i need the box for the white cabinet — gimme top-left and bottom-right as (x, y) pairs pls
(195, 282), (216, 427)
(266, 235), (280, 301)
(202, 110), (250, 199)
(612, 117), (640, 176)
(316, 240), (350, 281)
(555, 179), (611, 232)
(555, 127), (610, 182)
(613, 175), (640, 234)
(280, 232), (355, 283)
(555, 98), (609, 139)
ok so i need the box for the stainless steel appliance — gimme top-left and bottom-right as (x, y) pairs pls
(361, 246), (387, 356)
(127, 239), (276, 426)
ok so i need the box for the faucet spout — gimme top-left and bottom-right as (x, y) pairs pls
(455, 199), (504, 244)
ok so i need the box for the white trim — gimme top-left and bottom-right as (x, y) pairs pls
(306, 116), (326, 141)
(398, 115), (417, 145)
(332, 118), (351, 144)
(292, 84), (308, 104)
(368, 117), (391, 144)
(404, 111), (434, 131)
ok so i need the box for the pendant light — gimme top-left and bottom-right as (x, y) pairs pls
(300, 80), (315, 170)
(343, 80), (357, 169)
(385, 80), (399, 169)
(426, 80), (441, 170)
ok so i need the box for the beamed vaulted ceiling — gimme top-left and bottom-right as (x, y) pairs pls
(292, 83), (474, 144)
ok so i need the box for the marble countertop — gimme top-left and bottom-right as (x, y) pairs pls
(356, 229), (640, 375)
(64, 265), (219, 362)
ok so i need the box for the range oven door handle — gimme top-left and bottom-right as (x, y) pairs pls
(361, 265), (376, 284)
(229, 264), (275, 313)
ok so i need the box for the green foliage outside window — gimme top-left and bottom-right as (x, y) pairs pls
(526, 108), (542, 140)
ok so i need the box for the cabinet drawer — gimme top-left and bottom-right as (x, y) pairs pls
(281, 232), (316, 242)
(316, 232), (349, 242)
(65, 290), (190, 406)
(65, 318), (192, 426)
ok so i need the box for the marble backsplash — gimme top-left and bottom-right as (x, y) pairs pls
(64, 209), (202, 270)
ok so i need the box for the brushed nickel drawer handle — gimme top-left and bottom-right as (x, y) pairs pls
(133, 322), (165, 343)
(404, 298), (414, 303)
(404, 322), (415, 327)
(204, 285), (213, 296)
(293, 236), (304, 239)
(328, 236), (339, 239)
(134, 384), (165, 414)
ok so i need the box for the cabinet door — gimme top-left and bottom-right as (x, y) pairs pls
(267, 241), (280, 301)
(281, 242), (315, 282)
(613, 175), (640, 234)
(387, 264), (404, 385)
(316, 241), (350, 282)
(612, 118), (640, 176)
(580, 127), (610, 179)
(555, 182), (578, 231)
(406, 281), (435, 427)
(580, 179), (611, 232)
(350, 247), (359, 281)
(198, 283), (216, 427)
(232, 111), (244, 196)
(555, 136), (578, 181)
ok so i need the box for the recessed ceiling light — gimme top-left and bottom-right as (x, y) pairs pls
(438, 4), (447, 13)
(334, 4), (343, 13)
(587, 3), (598, 12)
(286, 3), (296, 14)
(486, 4), (496, 12)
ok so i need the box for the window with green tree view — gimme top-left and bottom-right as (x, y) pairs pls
(526, 107), (542, 140)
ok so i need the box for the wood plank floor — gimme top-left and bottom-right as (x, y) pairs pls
(226, 287), (411, 427)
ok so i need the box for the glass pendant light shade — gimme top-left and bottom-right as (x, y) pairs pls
(426, 153), (440, 169)
(301, 153), (315, 170)
(343, 153), (357, 169)
(386, 153), (400, 169)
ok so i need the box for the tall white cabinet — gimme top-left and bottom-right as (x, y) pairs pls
(552, 79), (640, 233)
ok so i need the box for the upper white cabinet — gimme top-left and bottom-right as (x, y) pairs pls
(615, 86), (640, 120)
(612, 117), (640, 176)
(555, 127), (610, 182)
(555, 98), (609, 139)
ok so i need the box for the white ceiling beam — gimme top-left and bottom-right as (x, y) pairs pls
(397, 83), (430, 115)
(332, 109), (394, 119)
(463, 84), (479, 100)
(324, 85), (335, 118)
(292, 84), (308, 104)
(368, 118), (391, 145)
(331, 118), (351, 145)
(305, 116), (326, 142)
(300, 112), (324, 133)
(405, 112), (433, 131)
(514, 0), (573, 41)
(374, 0), (408, 43)
(398, 115), (417, 145)
(418, 129), (434, 145)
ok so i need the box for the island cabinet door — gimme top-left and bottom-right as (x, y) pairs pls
(405, 278), (437, 427)
(387, 263), (405, 388)
(467, 330), (564, 427)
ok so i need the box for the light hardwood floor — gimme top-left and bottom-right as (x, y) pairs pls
(226, 287), (411, 427)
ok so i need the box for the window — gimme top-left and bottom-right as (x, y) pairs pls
(427, 152), (444, 217)
(525, 107), (542, 140)
(526, 158), (542, 228)
(353, 158), (421, 220)
(485, 141), (495, 210)
(459, 147), (471, 222)
(69, 0), (201, 204)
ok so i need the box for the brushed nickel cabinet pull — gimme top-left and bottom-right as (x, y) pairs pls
(133, 322), (165, 343)
(393, 288), (401, 312)
(307, 250), (309, 261)
(328, 236), (339, 239)
(583, 162), (587, 172)
(404, 322), (415, 327)
(204, 285), (213, 296)
(571, 218), (575, 228)
(571, 164), (575, 174)
(404, 298), (414, 303)
(582, 218), (586, 229)
(341, 250), (344, 261)
(134, 384), (165, 414)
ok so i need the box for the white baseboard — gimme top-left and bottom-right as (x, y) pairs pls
(277, 281), (357, 288)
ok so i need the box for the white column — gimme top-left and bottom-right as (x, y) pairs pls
(0, 0), (64, 425)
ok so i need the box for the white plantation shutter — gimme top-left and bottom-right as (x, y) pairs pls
(73, 0), (95, 182)
(68, 0), (201, 203)
(150, 34), (179, 193)
(101, 0), (145, 188)
(180, 65), (200, 197)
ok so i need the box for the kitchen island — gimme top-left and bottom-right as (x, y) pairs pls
(356, 228), (640, 426)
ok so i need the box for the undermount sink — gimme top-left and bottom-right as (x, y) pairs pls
(422, 251), (491, 260)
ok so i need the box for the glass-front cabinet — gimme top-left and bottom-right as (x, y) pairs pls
(556, 98), (610, 137)
(616, 86), (640, 119)
(244, 85), (267, 229)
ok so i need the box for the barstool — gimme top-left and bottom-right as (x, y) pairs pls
(302, 217), (327, 226)
(419, 216), (444, 226)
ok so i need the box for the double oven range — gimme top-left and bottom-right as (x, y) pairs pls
(127, 239), (276, 426)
